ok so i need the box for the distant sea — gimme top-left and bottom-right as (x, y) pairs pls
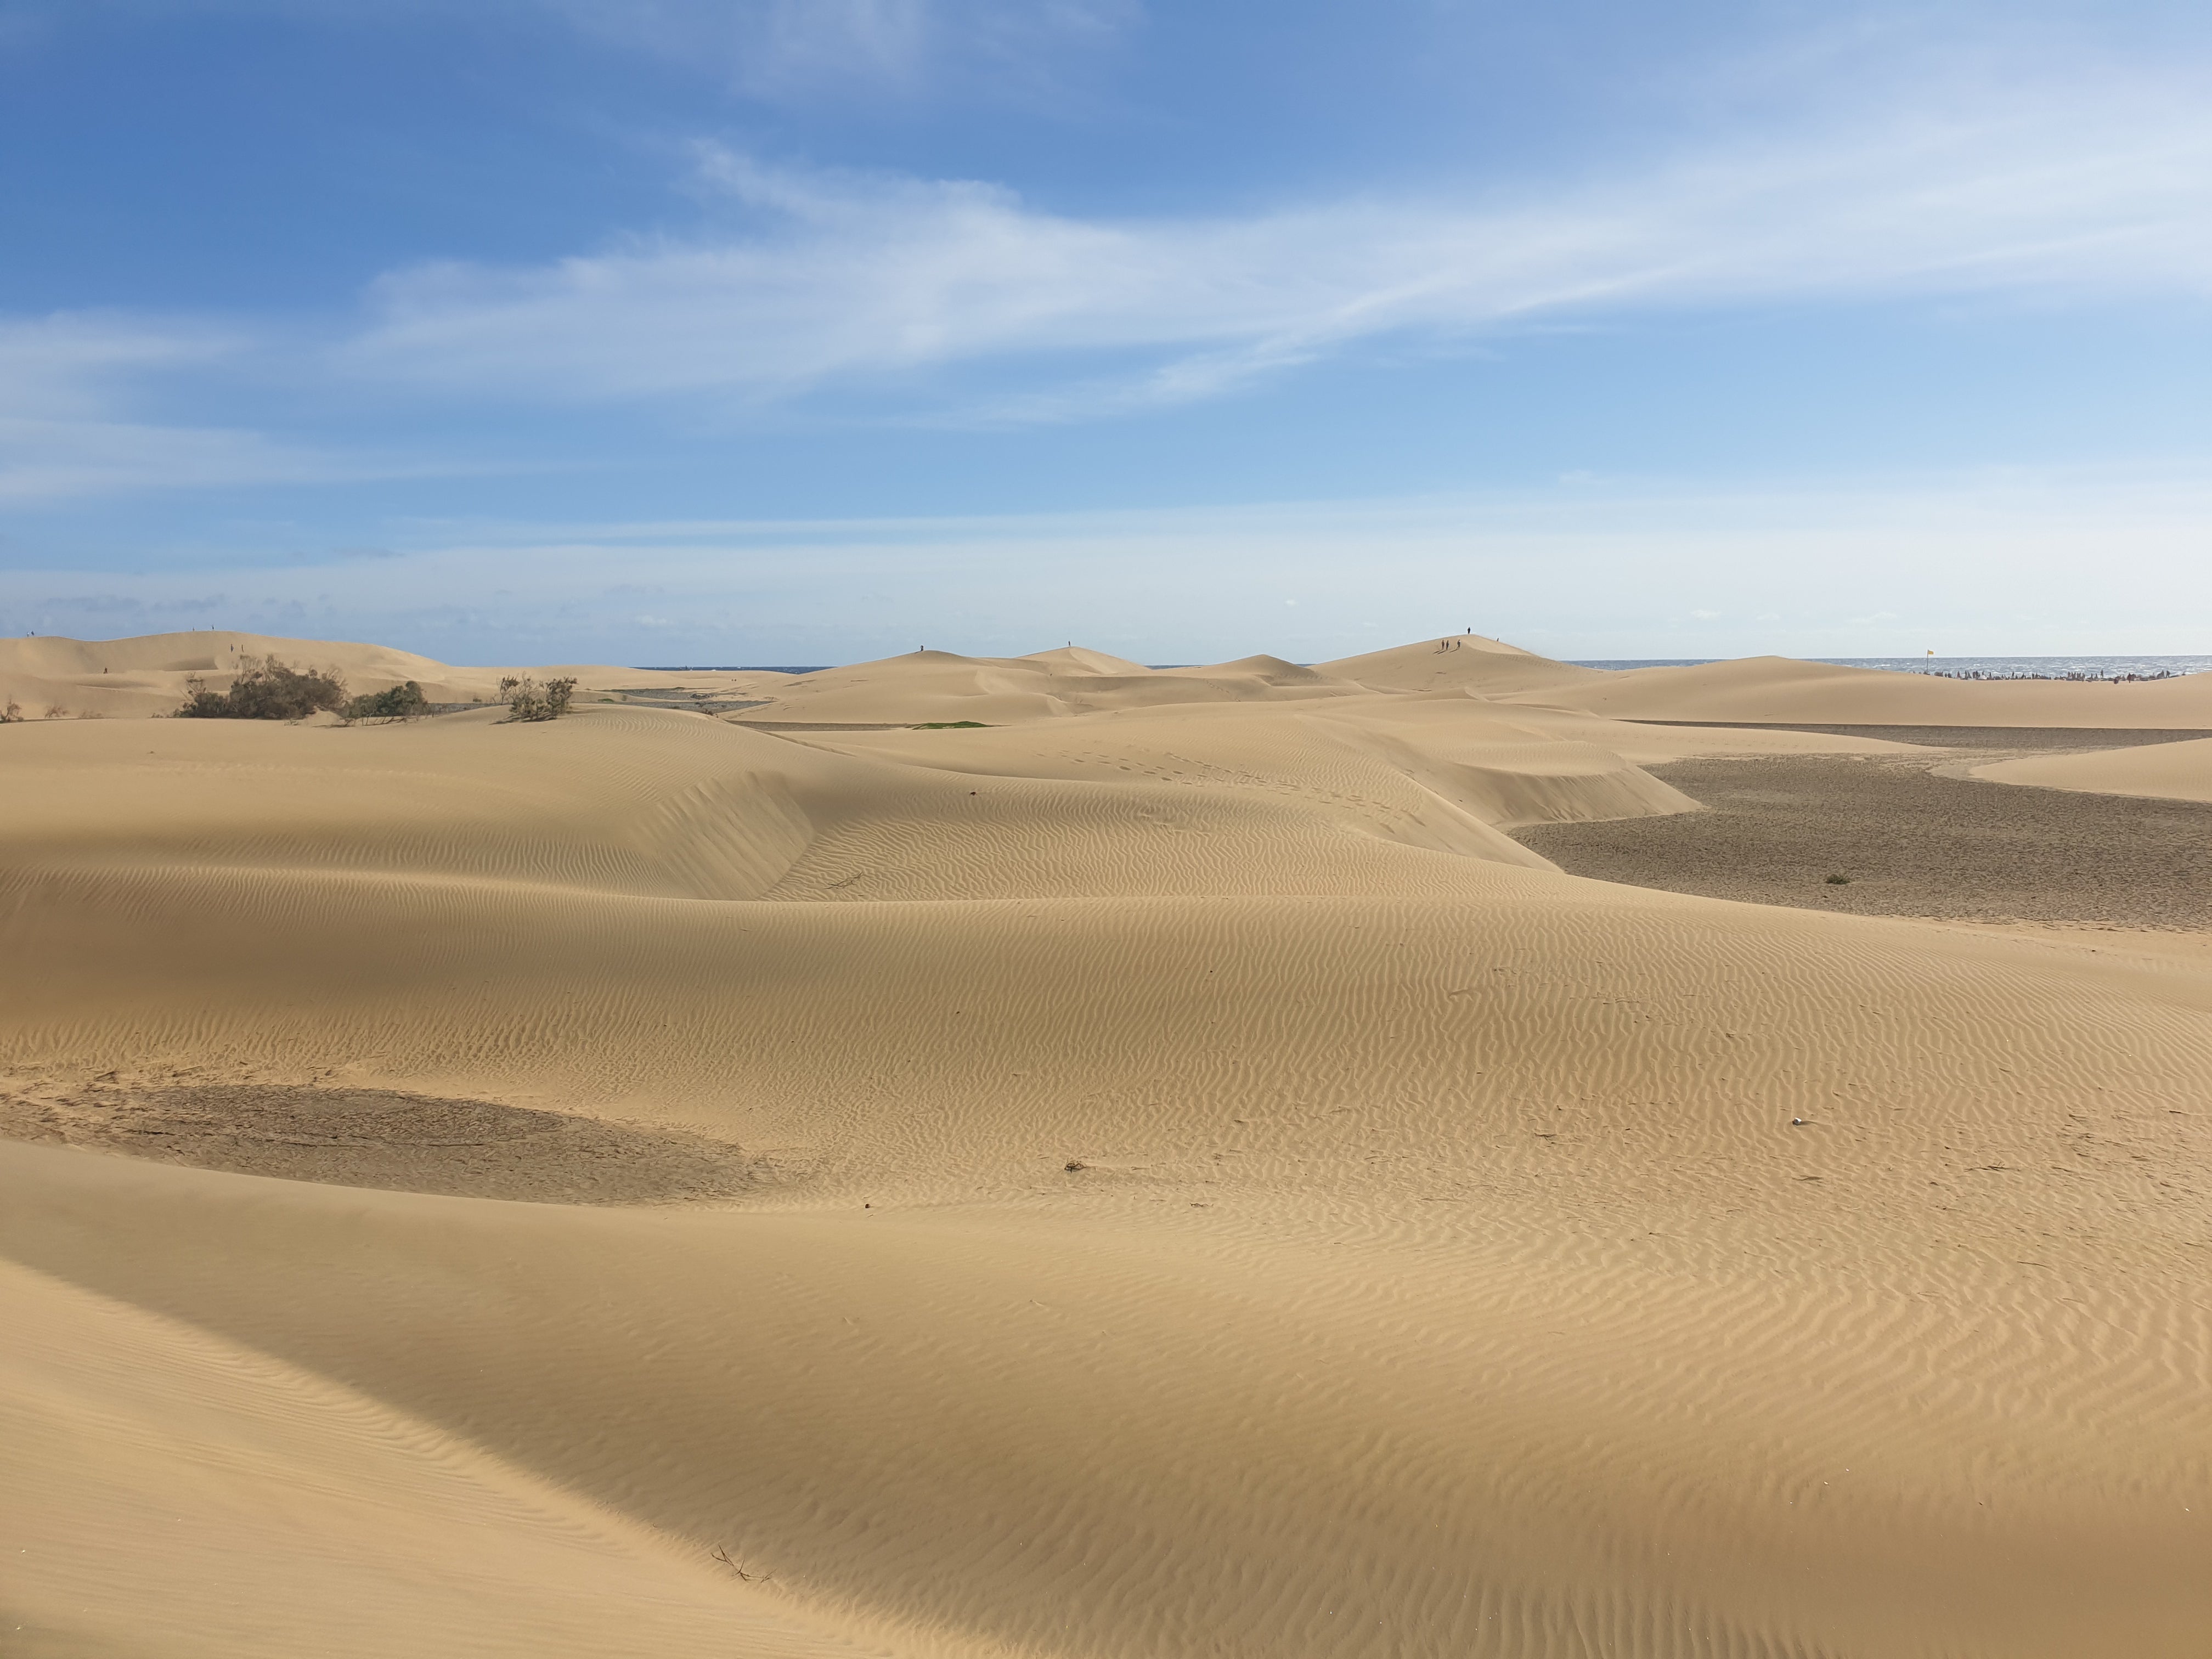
(1571, 656), (2212, 680)
(636, 657), (2212, 681)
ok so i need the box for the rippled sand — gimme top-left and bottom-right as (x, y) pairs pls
(4, 631), (2209, 1658)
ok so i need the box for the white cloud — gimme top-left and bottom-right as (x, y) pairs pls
(17, 463), (2210, 661)
(9, 9), (2211, 481)
(41, 0), (1137, 101)
(0, 314), (449, 500)
(541, 0), (1137, 99)
(0, 314), (240, 420)
(339, 71), (2212, 417)
(0, 316), (360, 500)
(0, 419), (348, 502)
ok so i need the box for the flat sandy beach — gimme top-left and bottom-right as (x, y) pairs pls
(3, 631), (2208, 1658)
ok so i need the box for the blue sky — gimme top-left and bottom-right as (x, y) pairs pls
(4, 0), (2210, 664)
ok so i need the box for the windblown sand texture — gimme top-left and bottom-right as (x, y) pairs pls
(3, 632), (2209, 1658)
(1974, 733), (2212, 804)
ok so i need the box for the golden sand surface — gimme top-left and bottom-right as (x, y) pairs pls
(1973, 733), (2212, 804)
(2, 632), (2208, 1658)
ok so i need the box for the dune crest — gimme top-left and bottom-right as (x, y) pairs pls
(1973, 733), (2212, 803)
(1321, 632), (1604, 695)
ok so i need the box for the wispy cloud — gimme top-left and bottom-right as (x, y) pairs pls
(13, 464), (2212, 658)
(341, 71), (2212, 419)
(35, 0), (1138, 101)
(0, 314), (240, 420)
(9, 9), (2211, 482)
(0, 316), (352, 500)
(0, 419), (349, 503)
(0, 314), (444, 501)
(543, 0), (1137, 100)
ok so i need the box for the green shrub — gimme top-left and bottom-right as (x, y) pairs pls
(912, 720), (989, 729)
(499, 675), (577, 721)
(175, 656), (349, 720)
(343, 680), (430, 722)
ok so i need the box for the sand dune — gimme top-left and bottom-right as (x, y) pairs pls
(1320, 633), (1604, 696)
(4, 631), (2208, 1657)
(740, 647), (1367, 726)
(0, 628), (792, 721)
(1, 1257), (857, 1659)
(1973, 733), (2212, 803)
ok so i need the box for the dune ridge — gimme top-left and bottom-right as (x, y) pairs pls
(1972, 733), (2212, 803)
(3, 630), (2208, 1657)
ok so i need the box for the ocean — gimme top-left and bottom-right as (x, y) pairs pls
(1570, 656), (2212, 681)
(634, 657), (2212, 681)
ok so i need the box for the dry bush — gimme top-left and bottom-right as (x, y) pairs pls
(1, 699), (21, 724)
(44, 704), (70, 719)
(175, 656), (349, 720)
(342, 680), (431, 723)
(498, 675), (578, 721)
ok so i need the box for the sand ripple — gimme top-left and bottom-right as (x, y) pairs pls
(3, 636), (2209, 1657)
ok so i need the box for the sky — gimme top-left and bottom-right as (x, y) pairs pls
(3, 0), (2210, 665)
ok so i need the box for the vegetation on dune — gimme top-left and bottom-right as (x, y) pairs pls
(500, 675), (578, 721)
(343, 681), (431, 722)
(174, 656), (349, 720)
(913, 720), (989, 729)
(166, 659), (568, 724)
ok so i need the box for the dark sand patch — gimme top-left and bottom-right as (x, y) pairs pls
(1517, 743), (2212, 928)
(730, 719), (903, 731)
(0, 1084), (759, 1204)
(1630, 722), (2212, 751)
(603, 687), (771, 715)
